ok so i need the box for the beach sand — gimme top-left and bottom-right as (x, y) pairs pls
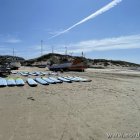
(0, 67), (140, 140)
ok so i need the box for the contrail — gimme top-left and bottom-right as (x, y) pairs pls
(49, 0), (122, 39)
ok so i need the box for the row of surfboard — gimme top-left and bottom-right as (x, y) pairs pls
(0, 76), (91, 87)
(12, 71), (58, 76)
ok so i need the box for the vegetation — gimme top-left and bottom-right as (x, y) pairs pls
(24, 53), (140, 68)
(0, 53), (140, 68)
(0, 55), (24, 65)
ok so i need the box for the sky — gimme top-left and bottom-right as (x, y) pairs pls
(0, 0), (140, 64)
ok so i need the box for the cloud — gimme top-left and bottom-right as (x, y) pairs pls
(49, 0), (122, 39)
(1, 34), (139, 59)
(71, 35), (140, 52)
(4, 38), (22, 43)
(51, 34), (140, 54)
(30, 34), (140, 55)
(0, 35), (22, 44)
(48, 29), (65, 36)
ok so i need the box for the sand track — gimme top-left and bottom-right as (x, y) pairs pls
(0, 67), (140, 140)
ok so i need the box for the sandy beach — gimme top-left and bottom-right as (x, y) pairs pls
(0, 67), (140, 140)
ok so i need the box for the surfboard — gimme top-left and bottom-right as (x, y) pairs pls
(29, 72), (38, 76)
(35, 78), (49, 85)
(35, 72), (44, 76)
(11, 71), (17, 74)
(0, 78), (7, 87)
(15, 78), (25, 86)
(27, 78), (38, 86)
(63, 76), (80, 82)
(20, 72), (28, 76)
(35, 72), (41, 76)
(24, 72), (29, 74)
(74, 77), (92, 82)
(57, 77), (72, 83)
(42, 77), (56, 84)
(49, 77), (63, 83)
(40, 72), (46, 75)
(7, 78), (16, 86)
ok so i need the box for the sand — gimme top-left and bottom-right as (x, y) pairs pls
(0, 67), (140, 140)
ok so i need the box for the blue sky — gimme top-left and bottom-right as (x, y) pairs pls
(0, 0), (140, 64)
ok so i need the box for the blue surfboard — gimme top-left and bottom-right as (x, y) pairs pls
(57, 77), (72, 83)
(29, 72), (38, 76)
(42, 77), (56, 84)
(27, 78), (38, 86)
(7, 78), (16, 86)
(74, 77), (92, 82)
(40, 72), (46, 75)
(35, 78), (49, 85)
(20, 72), (28, 76)
(0, 78), (7, 87)
(49, 77), (63, 83)
(15, 78), (25, 86)
(64, 76), (80, 82)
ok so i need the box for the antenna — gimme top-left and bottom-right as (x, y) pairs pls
(52, 46), (54, 54)
(13, 48), (15, 57)
(82, 51), (84, 57)
(65, 46), (67, 55)
(13, 48), (15, 61)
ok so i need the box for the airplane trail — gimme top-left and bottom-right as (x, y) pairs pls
(49, 0), (122, 39)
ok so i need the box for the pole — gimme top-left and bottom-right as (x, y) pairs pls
(13, 48), (15, 61)
(13, 48), (15, 57)
(52, 46), (54, 54)
(82, 51), (84, 57)
(65, 46), (67, 55)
